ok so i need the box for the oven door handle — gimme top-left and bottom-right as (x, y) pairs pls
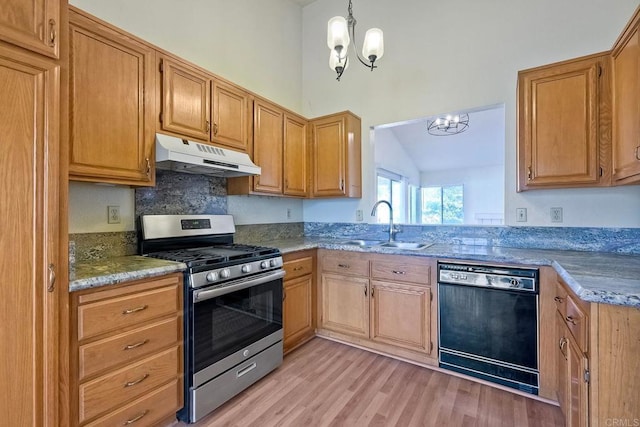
(193, 270), (285, 303)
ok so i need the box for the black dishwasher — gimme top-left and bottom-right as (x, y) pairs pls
(438, 262), (539, 395)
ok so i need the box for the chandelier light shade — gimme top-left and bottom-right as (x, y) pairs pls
(328, 0), (384, 81)
(427, 114), (470, 136)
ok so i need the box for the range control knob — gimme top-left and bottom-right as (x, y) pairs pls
(510, 278), (520, 288)
(260, 261), (269, 269)
(241, 264), (252, 273)
(220, 268), (231, 279)
(269, 259), (278, 267)
(206, 271), (219, 282)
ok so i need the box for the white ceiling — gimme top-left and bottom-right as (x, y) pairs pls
(379, 105), (505, 172)
(289, 0), (318, 6)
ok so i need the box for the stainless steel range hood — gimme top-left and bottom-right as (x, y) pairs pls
(155, 134), (260, 177)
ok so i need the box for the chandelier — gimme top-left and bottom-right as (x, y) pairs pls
(327, 0), (384, 81)
(427, 114), (470, 136)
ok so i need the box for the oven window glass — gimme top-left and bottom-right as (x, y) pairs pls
(192, 279), (283, 373)
(438, 283), (538, 369)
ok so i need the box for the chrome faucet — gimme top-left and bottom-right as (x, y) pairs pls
(371, 200), (401, 242)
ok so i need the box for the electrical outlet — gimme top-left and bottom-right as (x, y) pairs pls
(516, 208), (527, 222)
(107, 205), (121, 224)
(286, 208), (292, 220)
(550, 207), (563, 223)
(356, 209), (363, 221)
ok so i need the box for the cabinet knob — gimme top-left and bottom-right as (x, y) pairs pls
(527, 166), (532, 181)
(48, 19), (57, 47)
(206, 120), (211, 133)
(565, 315), (578, 325)
(554, 296), (564, 303)
(145, 158), (151, 179)
(364, 286), (367, 297)
(635, 146), (640, 160)
(213, 122), (218, 136)
(47, 263), (56, 292)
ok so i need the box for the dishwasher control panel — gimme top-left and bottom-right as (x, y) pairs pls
(438, 263), (538, 292)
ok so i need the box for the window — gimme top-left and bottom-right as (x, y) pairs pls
(421, 185), (464, 224)
(376, 170), (404, 224)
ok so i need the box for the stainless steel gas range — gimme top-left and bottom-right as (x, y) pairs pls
(139, 214), (284, 423)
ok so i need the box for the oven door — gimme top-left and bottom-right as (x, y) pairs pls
(190, 270), (284, 381)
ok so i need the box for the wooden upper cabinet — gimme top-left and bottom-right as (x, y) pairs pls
(69, 8), (155, 186)
(252, 98), (284, 194)
(159, 56), (211, 141)
(0, 0), (60, 58)
(517, 53), (611, 191)
(211, 79), (250, 152)
(0, 44), (59, 427)
(311, 111), (362, 198)
(612, 8), (640, 185)
(284, 113), (309, 197)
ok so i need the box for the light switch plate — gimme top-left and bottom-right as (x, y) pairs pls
(356, 209), (363, 221)
(516, 208), (527, 222)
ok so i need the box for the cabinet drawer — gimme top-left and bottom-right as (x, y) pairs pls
(371, 259), (430, 285)
(79, 346), (180, 423)
(321, 253), (369, 276)
(565, 296), (588, 353)
(78, 284), (180, 341)
(284, 256), (313, 280)
(79, 316), (180, 380)
(84, 379), (180, 427)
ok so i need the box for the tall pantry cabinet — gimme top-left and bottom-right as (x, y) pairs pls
(0, 0), (67, 426)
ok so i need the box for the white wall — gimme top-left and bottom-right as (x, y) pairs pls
(421, 166), (504, 225)
(301, 0), (640, 227)
(374, 127), (420, 185)
(68, 0), (306, 232)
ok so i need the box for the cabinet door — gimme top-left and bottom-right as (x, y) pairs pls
(283, 113), (309, 197)
(370, 280), (431, 354)
(320, 273), (369, 338)
(0, 0), (60, 58)
(311, 116), (346, 197)
(160, 57), (211, 141)
(211, 80), (250, 152)
(69, 11), (155, 185)
(566, 335), (589, 427)
(518, 55), (605, 190)
(0, 45), (59, 427)
(253, 99), (283, 194)
(613, 25), (640, 184)
(283, 275), (313, 352)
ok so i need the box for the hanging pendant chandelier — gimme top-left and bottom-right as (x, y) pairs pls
(327, 0), (384, 81)
(427, 114), (470, 136)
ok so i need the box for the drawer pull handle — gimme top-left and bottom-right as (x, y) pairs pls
(293, 266), (304, 271)
(124, 373), (149, 388)
(338, 264), (350, 269)
(565, 316), (578, 325)
(554, 296), (564, 303)
(48, 19), (57, 47)
(48, 263), (56, 292)
(237, 362), (257, 378)
(559, 337), (567, 352)
(392, 270), (406, 275)
(122, 305), (148, 315)
(636, 146), (640, 160)
(123, 410), (149, 425)
(123, 339), (149, 351)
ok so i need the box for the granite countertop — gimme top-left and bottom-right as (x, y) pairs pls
(253, 237), (640, 308)
(68, 237), (640, 309)
(69, 256), (187, 292)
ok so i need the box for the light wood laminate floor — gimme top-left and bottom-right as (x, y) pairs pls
(180, 338), (564, 427)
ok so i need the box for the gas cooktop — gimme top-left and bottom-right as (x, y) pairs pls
(146, 244), (280, 270)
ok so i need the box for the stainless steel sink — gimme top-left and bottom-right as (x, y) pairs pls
(341, 239), (385, 247)
(378, 241), (433, 250)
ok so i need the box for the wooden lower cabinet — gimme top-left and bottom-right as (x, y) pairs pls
(370, 280), (431, 354)
(71, 274), (184, 426)
(317, 250), (435, 364)
(557, 311), (589, 427)
(282, 250), (316, 353)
